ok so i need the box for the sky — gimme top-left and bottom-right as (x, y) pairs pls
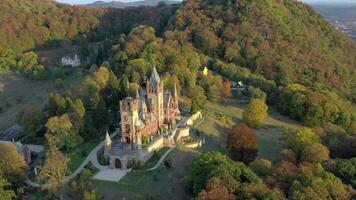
(55, 0), (356, 5)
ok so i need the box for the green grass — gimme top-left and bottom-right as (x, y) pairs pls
(196, 116), (229, 154)
(141, 147), (170, 170)
(68, 142), (98, 172)
(204, 99), (301, 162)
(0, 69), (84, 131)
(90, 144), (197, 200)
(119, 171), (149, 186)
(254, 128), (283, 162)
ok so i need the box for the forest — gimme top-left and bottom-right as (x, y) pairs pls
(0, 0), (355, 199)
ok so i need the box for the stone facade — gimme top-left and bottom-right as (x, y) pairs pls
(104, 67), (181, 169)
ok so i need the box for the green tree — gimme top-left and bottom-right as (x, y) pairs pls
(242, 98), (268, 128)
(19, 105), (44, 135)
(284, 128), (319, 156)
(190, 86), (207, 114)
(185, 151), (260, 195)
(305, 104), (324, 126)
(249, 159), (272, 177)
(83, 189), (101, 200)
(249, 86), (267, 101)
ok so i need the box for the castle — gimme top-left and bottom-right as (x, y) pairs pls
(104, 67), (181, 169)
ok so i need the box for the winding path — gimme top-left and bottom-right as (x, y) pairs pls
(25, 131), (119, 187)
(26, 114), (197, 186)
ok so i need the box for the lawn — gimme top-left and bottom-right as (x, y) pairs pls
(141, 147), (170, 170)
(254, 128), (283, 162)
(0, 70), (84, 132)
(196, 116), (229, 154)
(204, 99), (300, 162)
(68, 142), (98, 172)
(90, 143), (198, 200)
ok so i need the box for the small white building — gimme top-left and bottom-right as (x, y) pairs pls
(61, 54), (80, 67)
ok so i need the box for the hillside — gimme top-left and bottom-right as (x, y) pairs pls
(169, 0), (356, 98)
(0, 0), (104, 51)
(0, 0), (177, 52)
(85, 0), (181, 8)
(105, 0), (356, 129)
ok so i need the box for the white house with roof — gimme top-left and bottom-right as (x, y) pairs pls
(61, 54), (80, 67)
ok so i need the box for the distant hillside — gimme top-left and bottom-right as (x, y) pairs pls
(311, 3), (356, 39)
(0, 0), (104, 51)
(0, 0), (177, 51)
(85, 0), (181, 8)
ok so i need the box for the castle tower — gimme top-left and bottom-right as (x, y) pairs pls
(172, 84), (180, 121)
(147, 67), (164, 127)
(104, 131), (112, 159)
(120, 97), (139, 150)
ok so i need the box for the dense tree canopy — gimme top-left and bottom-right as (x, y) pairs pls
(0, 144), (27, 185)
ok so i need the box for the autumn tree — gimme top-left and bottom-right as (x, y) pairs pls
(242, 98), (268, 128)
(227, 122), (258, 164)
(45, 114), (82, 150)
(0, 177), (15, 200)
(197, 177), (235, 200)
(300, 143), (329, 164)
(38, 147), (69, 192)
(0, 144), (27, 184)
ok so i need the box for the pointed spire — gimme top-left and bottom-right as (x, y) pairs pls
(105, 130), (111, 146)
(173, 83), (177, 97)
(136, 88), (140, 99)
(149, 66), (161, 86)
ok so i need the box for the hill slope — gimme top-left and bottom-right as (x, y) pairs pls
(168, 0), (356, 99)
(0, 0), (104, 51)
(85, 0), (181, 8)
(104, 0), (356, 129)
(0, 0), (177, 52)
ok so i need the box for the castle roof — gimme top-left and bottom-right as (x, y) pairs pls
(173, 83), (177, 97)
(136, 88), (140, 99)
(135, 118), (145, 128)
(164, 90), (171, 108)
(149, 67), (161, 86)
(105, 131), (111, 145)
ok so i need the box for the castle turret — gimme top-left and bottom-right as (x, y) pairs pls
(104, 131), (112, 159)
(173, 83), (177, 97)
(136, 88), (140, 99)
(147, 67), (164, 126)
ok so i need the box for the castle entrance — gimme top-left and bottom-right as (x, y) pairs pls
(115, 159), (122, 169)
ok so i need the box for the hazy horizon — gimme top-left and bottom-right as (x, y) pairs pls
(55, 0), (356, 5)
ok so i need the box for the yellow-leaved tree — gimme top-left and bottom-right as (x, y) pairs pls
(242, 98), (268, 128)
